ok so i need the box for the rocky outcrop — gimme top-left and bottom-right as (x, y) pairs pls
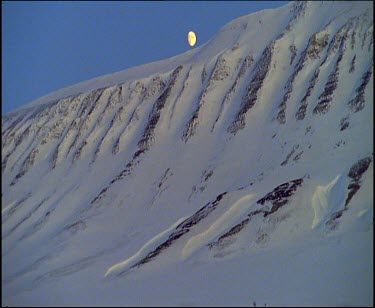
(312, 19), (363, 116)
(345, 157), (372, 206)
(66, 88), (105, 159)
(110, 81), (146, 155)
(138, 66), (182, 151)
(91, 86), (126, 163)
(168, 66), (191, 129)
(144, 76), (165, 100)
(212, 54), (254, 131)
(289, 45), (297, 65)
(326, 157), (372, 230)
(348, 64), (373, 113)
(209, 178), (303, 249)
(349, 55), (356, 73)
(313, 48), (344, 115)
(120, 192), (228, 272)
(281, 145), (299, 166)
(340, 116), (350, 131)
(286, 1), (308, 31)
(182, 55), (232, 142)
(189, 168), (214, 201)
(91, 67), (183, 205)
(276, 30), (329, 124)
(228, 43), (274, 134)
(295, 69), (320, 120)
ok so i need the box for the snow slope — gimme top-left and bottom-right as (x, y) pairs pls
(2, 1), (373, 306)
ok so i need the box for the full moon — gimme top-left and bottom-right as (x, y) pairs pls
(188, 31), (197, 47)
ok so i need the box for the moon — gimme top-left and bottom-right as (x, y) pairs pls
(188, 31), (197, 47)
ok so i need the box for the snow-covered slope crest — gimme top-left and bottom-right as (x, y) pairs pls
(2, 1), (373, 306)
(3, 0), (297, 116)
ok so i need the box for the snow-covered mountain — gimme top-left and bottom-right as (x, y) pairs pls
(2, 1), (373, 306)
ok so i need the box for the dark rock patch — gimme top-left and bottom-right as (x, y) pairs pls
(326, 156), (372, 229)
(209, 178), (303, 249)
(124, 192), (228, 271)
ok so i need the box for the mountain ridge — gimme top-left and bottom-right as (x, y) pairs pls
(2, 1), (373, 306)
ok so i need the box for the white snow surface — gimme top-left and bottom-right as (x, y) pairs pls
(311, 174), (348, 229)
(2, 1), (373, 306)
(104, 216), (188, 277)
(181, 193), (257, 261)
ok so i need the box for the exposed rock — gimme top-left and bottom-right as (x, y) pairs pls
(286, 1), (308, 31)
(212, 54), (254, 132)
(65, 88), (105, 160)
(349, 55), (356, 73)
(1, 193), (31, 223)
(326, 19), (353, 57)
(183, 55), (232, 141)
(11, 148), (40, 184)
(73, 141), (87, 162)
(211, 57), (231, 81)
(326, 157), (372, 229)
(138, 66), (182, 151)
(257, 178), (303, 215)
(306, 32), (330, 60)
(201, 66), (207, 84)
(144, 76), (165, 100)
(347, 156), (372, 182)
(348, 64), (373, 113)
(91, 87), (126, 163)
(313, 50), (344, 115)
(208, 217), (252, 249)
(289, 45), (297, 65)
(130, 81), (147, 100)
(296, 69), (320, 120)
(96, 86), (123, 125)
(188, 168), (215, 201)
(238, 54), (254, 79)
(209, 178), (303, 249)
(340, 116), (350, 131)
(228, 42), (274, 134)
(124, 192), (228, 271)
(281, 145), (299, 166)
(293, 151), (304, 161)
(149, 168), (172, 206)
(276, 29), (329, 124)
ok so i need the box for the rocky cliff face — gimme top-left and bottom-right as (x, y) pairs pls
(2, 1), (373, 306)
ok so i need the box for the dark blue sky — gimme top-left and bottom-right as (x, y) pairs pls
(2, 1), (289, 114)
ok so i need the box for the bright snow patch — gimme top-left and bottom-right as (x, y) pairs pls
(311, 175), (347, 229)
(105, 216), (188, 277)
(2, 200), (18, 217)
(181, 193), (257, 260)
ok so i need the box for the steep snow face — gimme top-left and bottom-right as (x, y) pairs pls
(2, 1), (373, 306)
